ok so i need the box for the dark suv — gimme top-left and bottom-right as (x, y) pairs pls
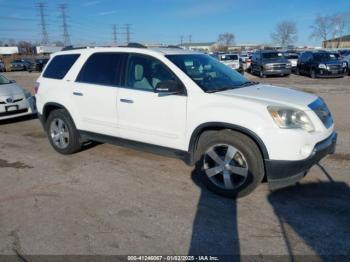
(28, 58), (49, 72)
(296, 51), (346, 78)
(251, 50), (291, 78)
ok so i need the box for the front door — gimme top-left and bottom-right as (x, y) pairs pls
(117, 54), (187, 150)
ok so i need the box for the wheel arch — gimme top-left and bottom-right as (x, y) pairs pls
(41, 102), (75, 126)
(188, 122), (269, 165)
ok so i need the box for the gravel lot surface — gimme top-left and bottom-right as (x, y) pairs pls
(0, 71), (349, 259)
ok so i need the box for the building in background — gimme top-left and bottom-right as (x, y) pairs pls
(36, 46), (63, 55)
(323, 35), (350, 48)
(0, 46), (19, 55)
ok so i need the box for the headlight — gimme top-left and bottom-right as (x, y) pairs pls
(286, 63), (291, 68)
(343, 62), (347, 68)
(318, 64), (327, 69)
(267, 106), (314, 132)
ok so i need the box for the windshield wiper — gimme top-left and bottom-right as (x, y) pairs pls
(205, 87), (234, 93)
(237, 81), (259, 87)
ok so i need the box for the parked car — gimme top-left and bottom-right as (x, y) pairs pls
(0, 60), (5, 72)
(28, 58), (49, 72)
(343, 54), (350, 76)
(217, 53), (244, 74)
(0, 74), (36, 120)
(296, 51), (347, 78)
(251, 50), (291, 77)
(36, 47), (336, 198)
(10, 59), (33, 71)
(284, 52), (299, 70)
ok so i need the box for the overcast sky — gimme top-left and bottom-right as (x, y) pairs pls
(0, 0), (349, 46)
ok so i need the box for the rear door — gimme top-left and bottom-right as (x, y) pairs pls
(117, 53), (187, 149)
(72, 52), (126, 136)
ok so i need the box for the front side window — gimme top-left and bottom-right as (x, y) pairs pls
(126, 54), (176, 91)
(76, 52), (126, 86)
(43, 54), (80, 79)
(314, 53), (338, 62)
(166, 54), (252, 93)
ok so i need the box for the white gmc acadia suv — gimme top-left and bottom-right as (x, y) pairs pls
(35, 47), (337, 198)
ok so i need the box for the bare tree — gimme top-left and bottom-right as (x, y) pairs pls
(271, 21), (298, 47)
(310, 15), (332, 42)
(330, 12), (350, 47)
(217, 33), (235, 51)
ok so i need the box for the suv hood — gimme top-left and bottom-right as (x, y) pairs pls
(218, 84), (317, 109)
(0, 83), (25, 96)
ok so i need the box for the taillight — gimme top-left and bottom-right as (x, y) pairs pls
(34, 82), (40, 94)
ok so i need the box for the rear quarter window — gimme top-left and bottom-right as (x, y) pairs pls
(43, 54), (80, 79)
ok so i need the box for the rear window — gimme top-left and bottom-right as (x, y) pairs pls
(76, 52), (126, 86)
(43, 54), (80, 79)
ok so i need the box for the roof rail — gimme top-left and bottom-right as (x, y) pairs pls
(61, 45), (90, 51)
(126, 43), (147, 48)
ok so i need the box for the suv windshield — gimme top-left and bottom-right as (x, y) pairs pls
(262, 52), (284, 59)
(0, 75), (11, 85)
(314, 53), (338, 62)
(219, 54), (238, 61)
(166, 54), (255, 92)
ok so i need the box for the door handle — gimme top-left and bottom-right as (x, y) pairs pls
(120, 98), (134, 103)
(73, 92), (83, 96)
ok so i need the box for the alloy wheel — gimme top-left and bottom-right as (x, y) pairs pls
(50, 118), (70, 149)
(203, 144), (249, 190)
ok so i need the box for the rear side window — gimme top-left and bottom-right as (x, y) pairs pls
(43, 54), (80, 79)
(76, 52), (126, 86)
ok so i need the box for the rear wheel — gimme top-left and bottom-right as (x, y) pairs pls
(45, 109), (82, 154)
(194, 130), (264, 198)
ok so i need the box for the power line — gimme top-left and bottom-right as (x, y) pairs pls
(112, 24), (117, 45)
(58, 3), (70, 46)
(36, 3), (49, 45)
(121, 24), (131, 44)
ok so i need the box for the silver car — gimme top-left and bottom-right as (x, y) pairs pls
(0, 74), (36, 120)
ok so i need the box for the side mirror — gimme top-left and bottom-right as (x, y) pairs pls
(154, 80), (182, 95)
(10, 80), (16, 83)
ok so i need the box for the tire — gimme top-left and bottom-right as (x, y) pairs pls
(194, 129), (265, 198)
(45, 109), (82, 155)
(259, 68), (266, 78)
(310, 69), (316, 79)
(296, 67), (300, 75)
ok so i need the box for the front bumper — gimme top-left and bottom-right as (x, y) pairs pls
(316, 68), (346, 77)
(263, 68), (291, 75)
(0, 96), (37, 120)
(265, 132), (337, 189)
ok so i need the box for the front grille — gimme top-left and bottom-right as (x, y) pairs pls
(271, 63), (287, 70)
(327, 64), (342, 70)
(0, 109), (28, 117)
(308, 98), (333, 128)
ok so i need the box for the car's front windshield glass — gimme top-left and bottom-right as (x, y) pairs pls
(0, 75), (11, 85)
(166, 54), (254, 92)
(314, 53), (338, 62)
(262, 52), (284, 59)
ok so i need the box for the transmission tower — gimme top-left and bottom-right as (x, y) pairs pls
(58, 4), (70, 46)
(36, 3), (49, 45)
(188, 34), (192, 44)
(112, 24), (117, 45)
(124, 24), (131, 44)
(180, 35), (183, 45)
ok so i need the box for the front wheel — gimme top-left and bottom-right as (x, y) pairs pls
(45, 109), (82, 154)
(194, 130), (264, 198)
(310, 69), (316, 79)
(259, 68), (266, 78)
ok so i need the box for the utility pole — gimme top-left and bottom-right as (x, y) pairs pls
(124, 24), (131, 44)
(36, 3), (49, 45)
(58, 4), (70, 46)
(112, 24), (117, 45)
